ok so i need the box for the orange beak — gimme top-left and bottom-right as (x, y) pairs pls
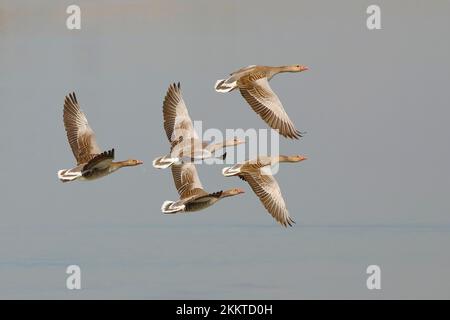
(299, 156), (308, 161)
(300, 66), (309, 72)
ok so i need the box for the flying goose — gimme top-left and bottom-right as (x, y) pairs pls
(215, 65), (308, 139)
(153, 82), (245, 169)
(57, 92), (143, 182)
(162, 162), (245, 213)
(222, 155), (307, 227)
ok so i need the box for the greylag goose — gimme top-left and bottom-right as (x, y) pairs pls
(57, 92), (143, 182)
(222, 155), (307, 227)
(215, 65), (308, 139)
(162, 162), (245, 213)
(153, 82), (245, 169)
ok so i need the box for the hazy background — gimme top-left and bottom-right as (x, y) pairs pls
(0, 0), (449, 299)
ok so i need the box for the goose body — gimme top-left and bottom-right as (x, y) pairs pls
(215, 65), (308, 139)
(222, 155), (307, 227)
(57, 92), (143, 182)
(162, 162), (244, 214)
(153, 83), (244, 169)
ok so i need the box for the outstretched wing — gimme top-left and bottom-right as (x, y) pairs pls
(171, 162), (207, 199)
(238, 77), (302, 139)
(241, 168), (295, 227)
(162, 83), (199, 147)
(63, 92), (102, 164)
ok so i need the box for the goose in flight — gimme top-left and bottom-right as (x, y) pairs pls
(57, 92), (143, 182)
(222, 155), (307, 227)
(153, 82), (245, 169)
(162, 162), (245, 213)
(215, 65), (308, 139)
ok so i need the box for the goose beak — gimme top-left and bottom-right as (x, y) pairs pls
(136, 160), (144, 165)
(299, 156), (307, 161)
(300, 66), (309, 72)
